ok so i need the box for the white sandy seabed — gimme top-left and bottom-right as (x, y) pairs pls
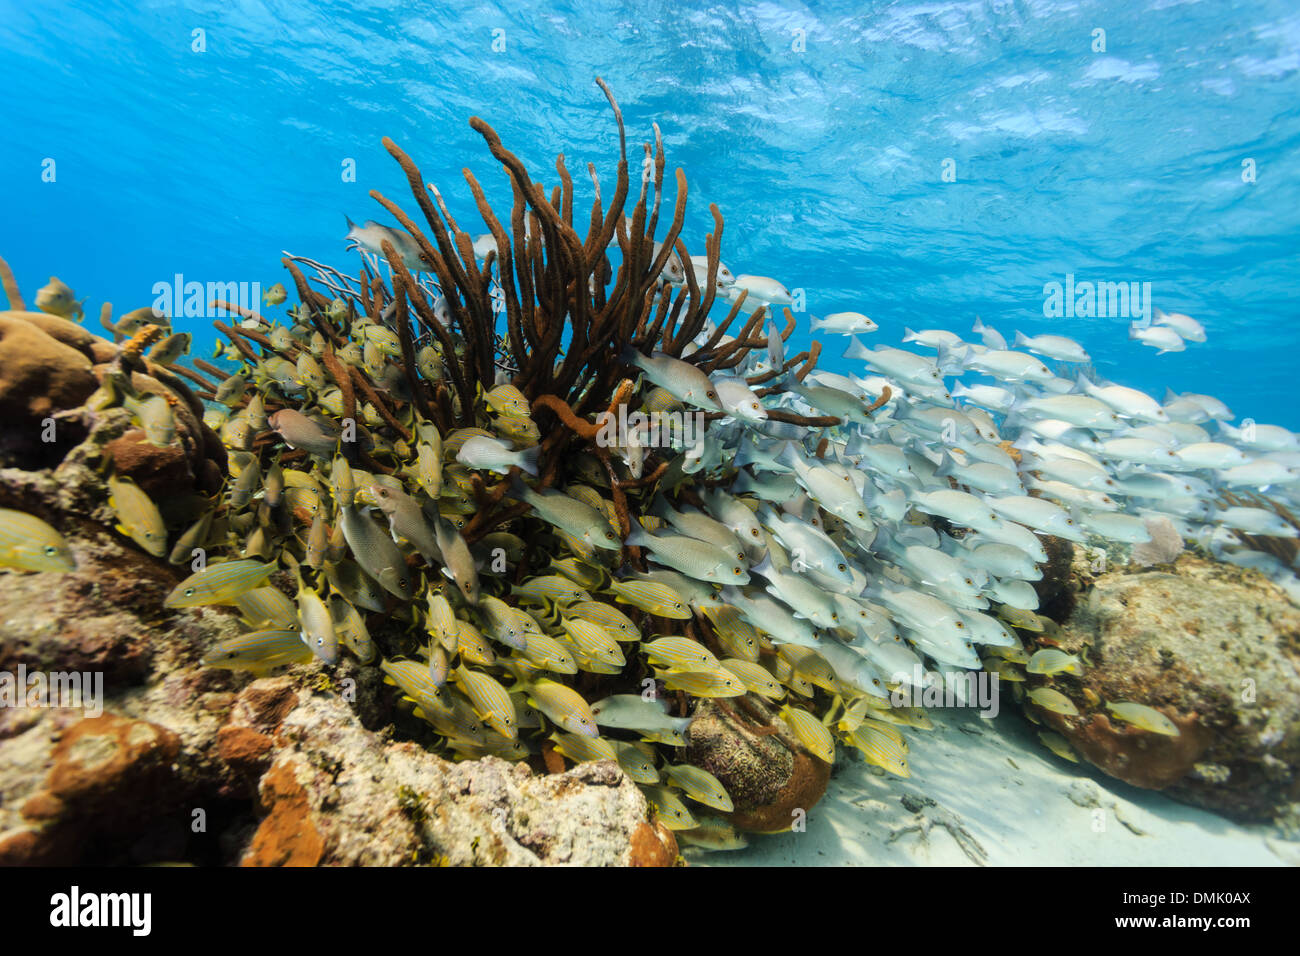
(695, 704), (1297, 867)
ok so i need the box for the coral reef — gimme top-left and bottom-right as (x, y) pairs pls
(1018, 554), (1300, 823)
(0, 84), (868, 862)
(0, 499), (674, 865)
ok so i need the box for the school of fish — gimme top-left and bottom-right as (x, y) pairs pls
(5, 220), (1298, 855)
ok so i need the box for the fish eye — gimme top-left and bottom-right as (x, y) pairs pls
(44, 545), (58, 556)
(955, 621), (965, 629)
(733, 567), (743, 575)
(837, 563), (847, 572)
(184, 587), (195, 597)
(1066, 519), (1074, 525)
(750, 529), (760, 537)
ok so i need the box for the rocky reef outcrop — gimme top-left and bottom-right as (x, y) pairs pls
(0, 509), (676, 866)
(1021, 552), (1300, 824)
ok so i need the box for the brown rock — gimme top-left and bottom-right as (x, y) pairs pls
(242, 762), (327, 867)
(19, 790), (66, 822)
(1028, 554), (1300, 822)
(47, 714), (181, 812)
(217, 725), (274, 773)
(628, 820), (678, 866)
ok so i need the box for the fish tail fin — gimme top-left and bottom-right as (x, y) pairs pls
(649, 495), (673, 522)
(751, 553), (775, 579)
(972, 317), (986, 333)
(809, 314), (824, 332)
(842, 335), (871, 361)
(624, 525), (651, 549)
(733, 439), (761, 470)
(902, 327), (917, 342)
(774, 440), (802, 472)
(517, 445), (540, 477)
(935, 451), (955, 478)
(1013, 330), (1029, 349)
(618, 346), (644, 370)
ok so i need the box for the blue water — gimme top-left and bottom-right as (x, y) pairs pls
(2, 0), (1298, 426)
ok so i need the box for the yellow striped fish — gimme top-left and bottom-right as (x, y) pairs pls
(324, 559), (385, 612)
(0, 509), (75, 572)
(1026, 648), (1083, 676)
(510, 606), (544, 636)
(660, 670), (745, 698)
(643, 636), (723, 673)
(493, 414), (541, 447)
(483, 383), (529, 417)
(420, 692), (486, 744)
(1026, 686), (1080, 716)
(559, 618), (626, 668)
(108, 475), (167, 557)
(642, 386), (684, 415)
(296, 575), (338, 664)
(508, 691), (544, 728)
(456, 620), (497, 666)
(678, 817), (749, 852)
(779, 646), (839, 693)
(524, 679), (599, 737)
(512, 575), (591, 606)
(381, 658), (448, 715)
(548, 557), (607, 592)
(567, 601), (640, 642)
(517, 634), (578, 674)
(478, 596), (528, 650)
(846, 719), (910, 777)
(611, 741), (660, 784)
(703, 605), (762, 661)
(165, 560), (277, 608)
(641, 785), (698, 831)
(428, 644), (449, 686)
(1038, 730), (1080, 762)
(985, 643), (1030, 664)
(781, 706), (836, 764)
(665, 764), (734, 812)
(984, 659), (1026, 682)
(414, 440), (443, 499)
(770, 655), (817, 698)
(329, 595), (375, 664)
(551, 731), (617, 764)
(424, 591), (458, 651)
(1106, 701), (1180, 736)
(452, 666), (517, 740)
(721, 659), (784, 699)
(202, 628), (313, 673)
(233, 586), (298, 629)
(167, 509), (214, 566)
(606, 579), (692, 619)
